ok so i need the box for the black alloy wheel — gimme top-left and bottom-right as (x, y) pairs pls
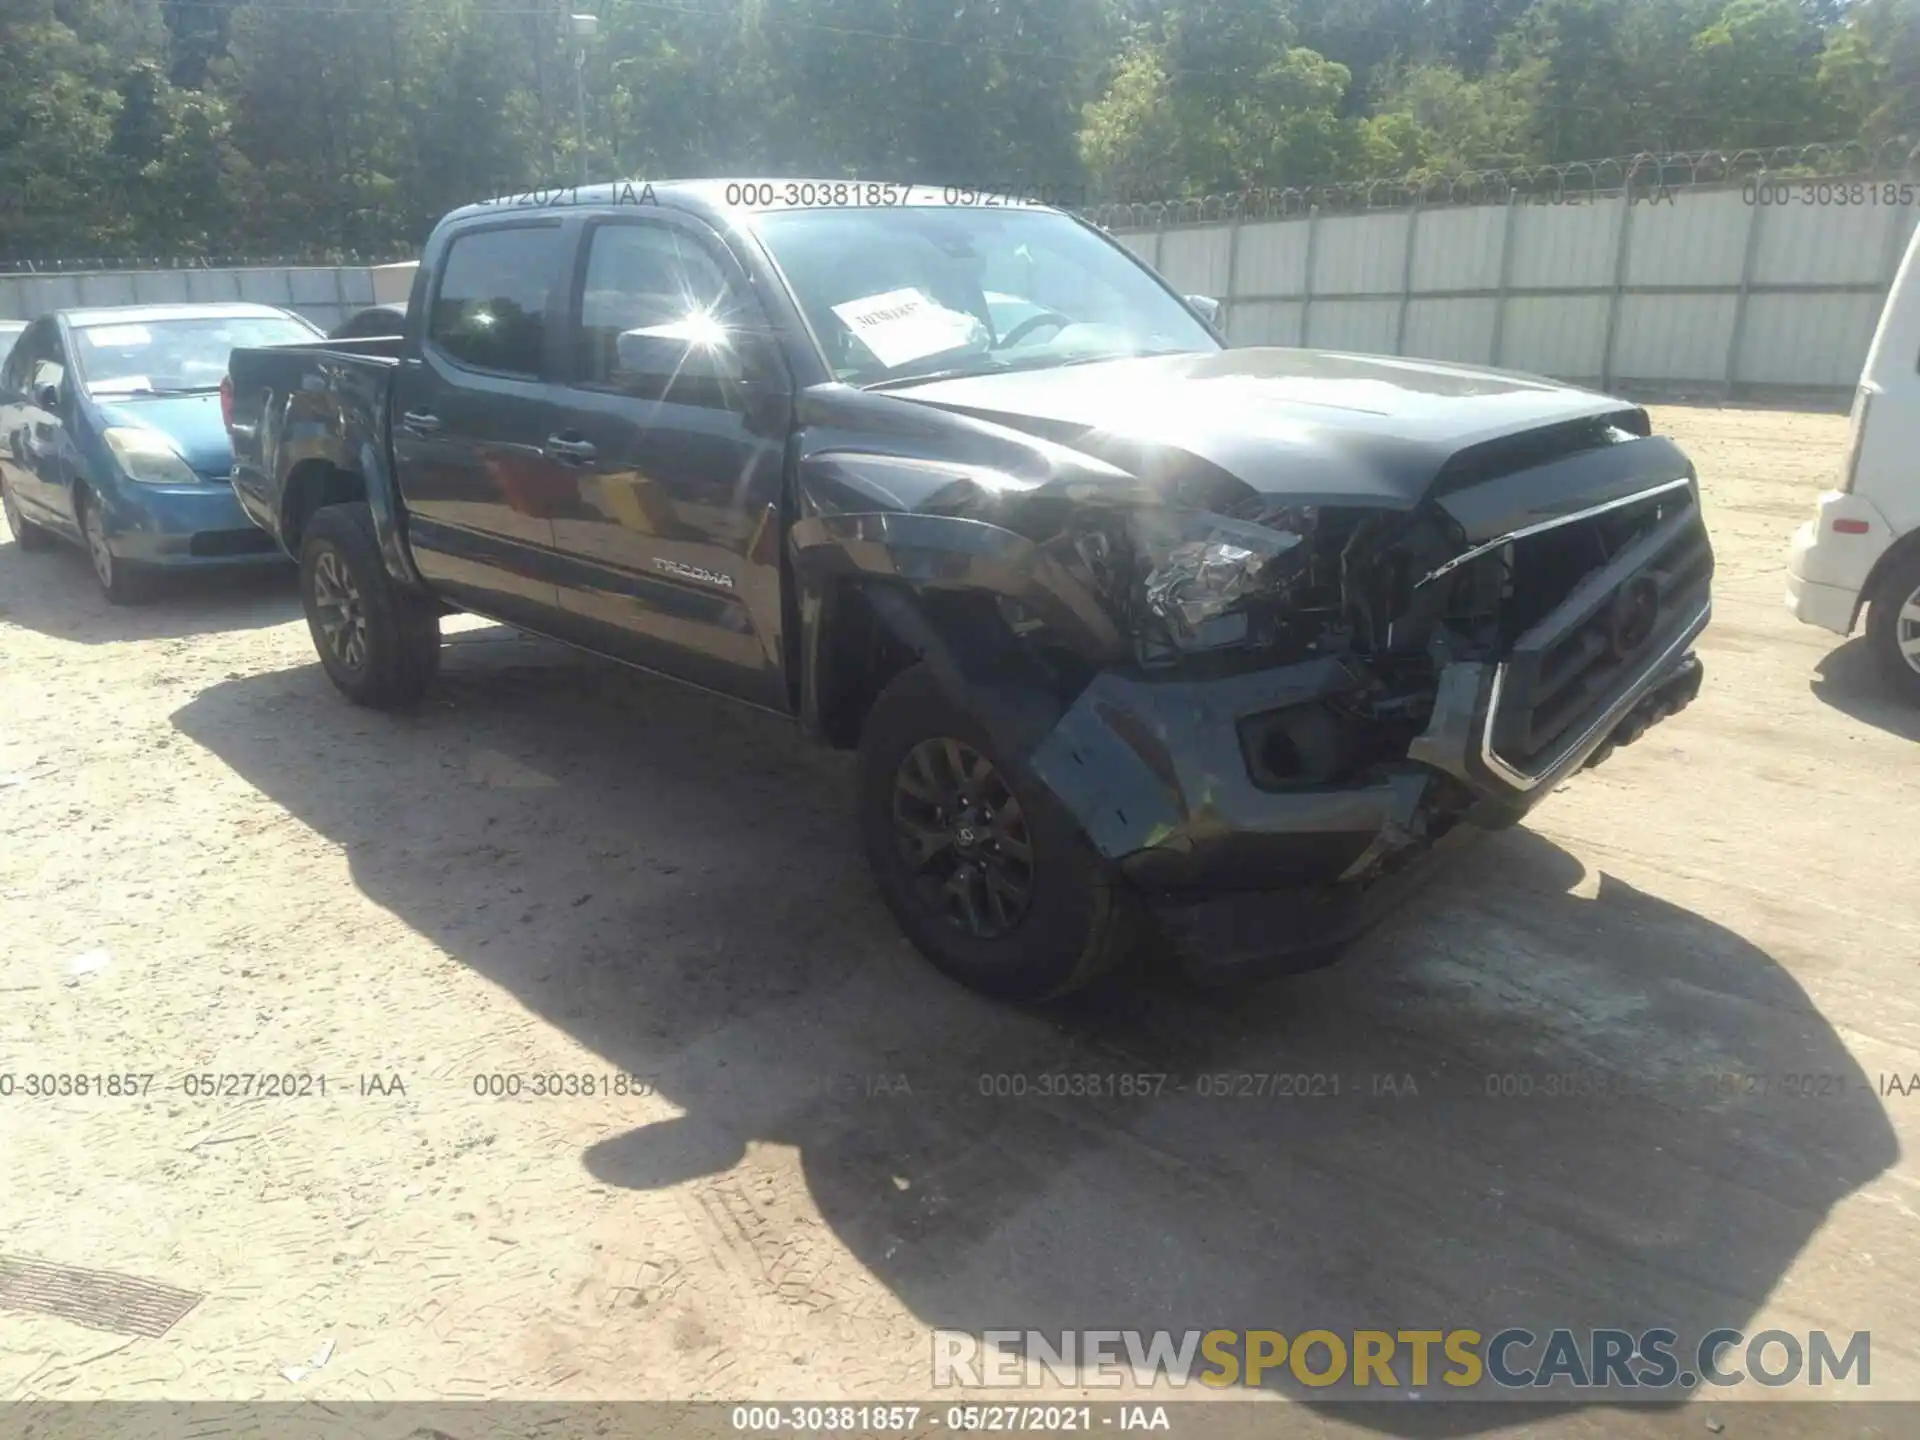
(298, 501), (440, 709)
(891, 736), (1036, 938)
(310, 546), (370, 672)
(855, 664), (1135, 1002)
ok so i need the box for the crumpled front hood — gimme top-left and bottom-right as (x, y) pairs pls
(891, 348), (1635, 510)
(91, 392), (232, 477)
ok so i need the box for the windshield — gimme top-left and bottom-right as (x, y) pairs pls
(751, 206), (1219, 387)
(70, 315), (320, 396)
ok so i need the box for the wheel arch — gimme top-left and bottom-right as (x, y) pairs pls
(280, 459), (365, 556)
(278, 453), (427, 595)
(1860, 525), (1920, 620)
(790, 511), (1119, 759)
(71, 474), (117, 541)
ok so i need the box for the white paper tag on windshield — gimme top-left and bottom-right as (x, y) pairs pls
(830, 288), (981, 369)
(84, 325), (152, 347)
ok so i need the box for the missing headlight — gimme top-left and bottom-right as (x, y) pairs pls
(1135, 507), (1316, 651)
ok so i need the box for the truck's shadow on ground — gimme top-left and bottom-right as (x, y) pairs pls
(1810, 636), (1920, 742)
(0, 535), (297, 643)
(171, 632), (1897, 1431)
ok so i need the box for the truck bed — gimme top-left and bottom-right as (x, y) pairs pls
(226, 338), (403, 552)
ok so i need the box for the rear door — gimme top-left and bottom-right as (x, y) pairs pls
(390, 219), (574, 628)
(543, 212), (794, 707)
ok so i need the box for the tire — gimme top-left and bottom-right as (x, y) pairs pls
(856, 664), (1135, 1002)
(299, 501), (440, 709)
(78, 489), (153, 604)
(1, 477), (54, 552)
(1865, 549), (1920, 707)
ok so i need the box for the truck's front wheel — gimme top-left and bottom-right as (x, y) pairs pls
(300, 502), (440, 709)
(856, 664), (1135, 1002)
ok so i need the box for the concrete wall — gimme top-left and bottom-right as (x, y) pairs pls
(0, 265), (383, 335)
(1120, 183), (1920, 394)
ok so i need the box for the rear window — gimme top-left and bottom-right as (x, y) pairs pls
(430, 224), (566, 376)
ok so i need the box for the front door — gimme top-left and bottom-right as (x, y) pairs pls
(1, 320), (77, 530)
(544, 214), (793, 708)
(390, 218), (574, 629)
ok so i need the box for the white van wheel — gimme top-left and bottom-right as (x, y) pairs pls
(1866, 552), (1920, 705)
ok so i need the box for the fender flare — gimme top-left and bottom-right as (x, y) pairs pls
(789, 509), (1125, 760)
(271, 382), (426, 593)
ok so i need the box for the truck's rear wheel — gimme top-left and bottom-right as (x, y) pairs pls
(856, 664), (1134, 1002)
(1866, 550), (1920, 707)
(299, 501), (440, 709)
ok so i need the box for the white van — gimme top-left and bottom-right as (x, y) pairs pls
(1787, 219), (1920, 703)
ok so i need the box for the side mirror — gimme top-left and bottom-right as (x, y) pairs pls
(34, 382), (60, 411)
(614, 319), (743, 389)
(1185, 295), (1223, 330)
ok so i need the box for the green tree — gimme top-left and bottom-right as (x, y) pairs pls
(0, 0), (169, 257)
(1819, 0), (1920, 147)
(1079, 0), (1360, 196)
(0, 0), (1913, 261)
(1080, 45), (1189, 198)
(1688, 0), (1828, 149)
(1361, 59), (1547, 174)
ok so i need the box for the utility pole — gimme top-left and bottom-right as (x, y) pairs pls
(570, 13), (598, 187)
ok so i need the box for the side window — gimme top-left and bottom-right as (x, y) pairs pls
(4, 323), (44, 394)
(428, 224), (565, 376)
(15, 326), (63, 401)
(32, 330), (66, 400)
(574, 223), (748, 403)
(31, 356), (65, 399)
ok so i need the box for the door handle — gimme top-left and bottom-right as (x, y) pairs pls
(400, 409), (441, 435)
(543, 434), (598, 465)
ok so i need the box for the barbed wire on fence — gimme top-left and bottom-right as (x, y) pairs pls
(3, 139), (1917, 271)
(0, 251), (414, 276)
(1078, 137), (1920, 229)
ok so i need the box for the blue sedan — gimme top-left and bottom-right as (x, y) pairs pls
(0, 302), (322, 602)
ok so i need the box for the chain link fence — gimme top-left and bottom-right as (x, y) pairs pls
(0, 251), (414, 276)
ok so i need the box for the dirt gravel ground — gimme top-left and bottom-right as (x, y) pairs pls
(1, 405), (1917, 1435)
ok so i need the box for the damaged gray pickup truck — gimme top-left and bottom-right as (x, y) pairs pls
(224, 181), (1711, 1001)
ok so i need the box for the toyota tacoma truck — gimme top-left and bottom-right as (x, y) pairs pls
(224, 180), (1712, 1001)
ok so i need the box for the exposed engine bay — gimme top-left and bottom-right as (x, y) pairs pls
(977, 412), (1712, 797)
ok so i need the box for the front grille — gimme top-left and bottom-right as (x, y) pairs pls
(1485, 481), (1712, 774)
(189, 528), (278, 558)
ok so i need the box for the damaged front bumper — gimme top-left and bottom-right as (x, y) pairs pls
(1026, 602), (1709, 986)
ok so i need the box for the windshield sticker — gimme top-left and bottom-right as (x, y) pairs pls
(91, 376), (153, 395)
(82, 325), (153, 347)
(830, 288), (983, 369)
